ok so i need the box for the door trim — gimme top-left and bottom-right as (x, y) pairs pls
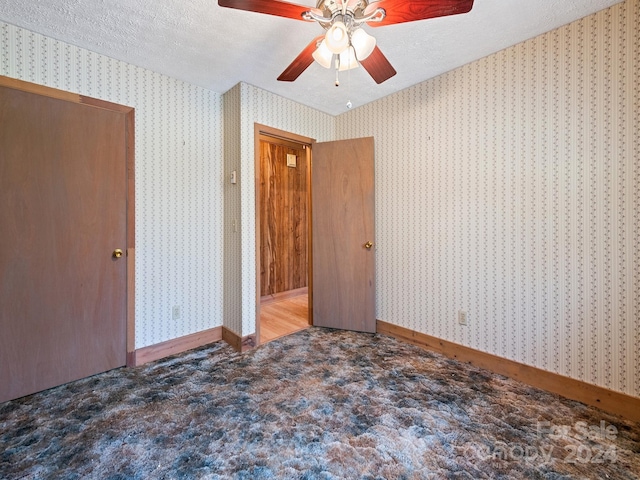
(254, 124), (314, 345)
(0, 75), (136, 367)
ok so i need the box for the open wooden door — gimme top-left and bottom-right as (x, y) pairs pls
(311, 137), (375, 333)
(0, 79), (131, 402)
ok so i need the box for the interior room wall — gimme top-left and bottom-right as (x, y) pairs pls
(1, 22), (224, 349)
(336, 0), (639, 398)
(224, 83), (335, 337)
(222, 84), (243, 336)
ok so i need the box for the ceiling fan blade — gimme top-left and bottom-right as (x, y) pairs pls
(218, 0), (321, 21)
(360, 46), (397, 84)
(277, 35), (324, 82)
(365, 0), (473, 27)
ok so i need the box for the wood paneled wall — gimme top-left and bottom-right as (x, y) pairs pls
(259, 137), (308, 296)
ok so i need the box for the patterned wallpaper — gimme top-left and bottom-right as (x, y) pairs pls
(337, 0), (639, 397)
(225, 83), (335, 336)
(1, 22), (224, 349)
(222, 84), (243, 336)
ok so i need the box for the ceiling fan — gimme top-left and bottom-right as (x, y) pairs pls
(218, 0), (474, 85)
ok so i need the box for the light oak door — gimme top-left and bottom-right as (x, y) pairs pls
(311, 137), (375, 333)
(0, 84), (128, 402)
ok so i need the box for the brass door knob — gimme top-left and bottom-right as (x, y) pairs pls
(364, 241), (373, 249)
(113, 249), (124, 259)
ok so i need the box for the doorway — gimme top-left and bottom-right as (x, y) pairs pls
(254, 125), (376, 344)
(256, 126), (313, 344)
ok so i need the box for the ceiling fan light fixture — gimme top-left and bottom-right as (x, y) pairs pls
(312, 40), (333, 69)
(325, 20), (349, 54)
(219, 0), (475, 85)
(350, 28), (376, 61)
(337, 46), (359, 71)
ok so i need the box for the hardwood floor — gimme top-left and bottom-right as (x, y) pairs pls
(260, 289), (309, 344)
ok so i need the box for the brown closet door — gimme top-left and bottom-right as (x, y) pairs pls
(0, 85), (127, 402)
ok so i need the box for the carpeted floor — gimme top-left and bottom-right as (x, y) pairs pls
(1, 327), (639, 479)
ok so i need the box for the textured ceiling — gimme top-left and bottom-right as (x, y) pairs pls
(0, 0), (623, 115)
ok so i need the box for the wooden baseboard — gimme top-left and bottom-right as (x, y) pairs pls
(222, 326), (257, 353)
(377, 320), (640, 423)
(132, 326), (222, 366)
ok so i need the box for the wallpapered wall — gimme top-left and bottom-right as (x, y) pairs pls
(337, 0), (639, 397)
(223, 83), (335, 336)
(223, 84), (243, 337)
(1, 22), (224, 349)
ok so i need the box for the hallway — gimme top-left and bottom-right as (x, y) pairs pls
(259, 289), (309, 344)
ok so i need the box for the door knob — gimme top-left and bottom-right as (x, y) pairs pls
(113, 249), (124, 259)
(364, 241), (373, 249)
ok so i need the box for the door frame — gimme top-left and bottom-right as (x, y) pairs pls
(0, 75), (136, 367)
(254, 124), (314, 345)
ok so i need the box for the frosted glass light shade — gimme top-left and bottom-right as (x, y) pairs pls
(338, 47), (359, 71)
(351, 28), (376, 60)
(312, 40), (333, 69)
(325, 21), (349, 54)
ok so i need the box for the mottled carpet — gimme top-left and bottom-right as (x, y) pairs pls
(1, 328), (639, 479)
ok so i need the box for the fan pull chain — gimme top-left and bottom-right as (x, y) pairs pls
(346, 49), (352, 108)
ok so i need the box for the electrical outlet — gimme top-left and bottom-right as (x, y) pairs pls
(172, 305), (181, 320)
(458, 310), (467, 326)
